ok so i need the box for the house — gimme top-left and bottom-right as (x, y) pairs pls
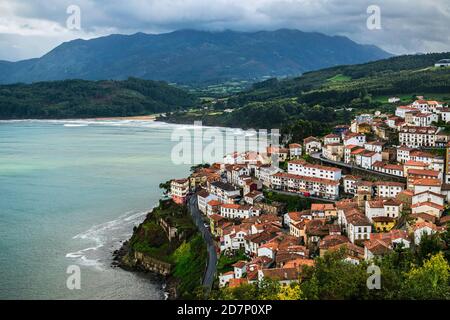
(371, 161), (404, 177)
(170, 178), (190, 204)
(319, 234), (350, 257)
(232, 261), (247, 279)
(435, 59), (450, 67)
(257, 268), (301, 285)
(439, 107), (450, 123)
(364, 239), (391, 261)
(323, 133), (341, 145)
(322, 143), (344, 162)
(412, 112), (438, 127)
(413, 221), (441, 244)
(388, 97), (400, 103)
(364, 141), (385, 153)
(411, 201), (444, 218)
(343, 175), (361, 194)
(245, 231), (279, 256)
(364, 229), (410, 260)
(244, 190), (264, 205)
(346, 211), (372, 243)
(395, 105), (417, 118)
(396, 146), (415, 163)
(220, 204), (261, 219)
(209, 181), (241, 203)
(328, 242), (365, 264)
(303, 136), (322, 155)
(197, 190), (219, 215)
(289, 143), (302, 159)
(355, 150), (382, 169)
(226, 164), (250, 186)
(206, 200), (221, 216)
(190, 168), (220, 190)
(258, 165), (281, 187)
(410, 178), (442, 194)
(365, 198), (402, 220)
(372, 217), (396, 232)
(374, 181), (405, 198)
(219, 271), (235, 287)
(267, 146), (289, 162)
(287, 160), (342, 181)
(310, 203), (337, 219)
(271, 172), (340, 199)
(343, 132), (366, 147)
(399, 126), (438, 148)
(221, 224), (250, 252)
(404, 160), (430, 176)
(209, 213), (226, 236)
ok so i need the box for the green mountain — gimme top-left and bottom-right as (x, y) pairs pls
(0, 78), (197, 119)
(160, 52), (450, 140)
(0, 29), (391, 85)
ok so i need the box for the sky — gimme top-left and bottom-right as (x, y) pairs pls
(0, 0), (449, 61)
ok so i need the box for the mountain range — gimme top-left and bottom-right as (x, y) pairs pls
(0, 29), (392, 85)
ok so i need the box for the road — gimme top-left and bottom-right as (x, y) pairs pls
(188, 195), (217, 293)
(268, 188), (338, 203)
(310, 152), (407, 182)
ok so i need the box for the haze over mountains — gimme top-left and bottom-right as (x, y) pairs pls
(0, 29), (392, 85)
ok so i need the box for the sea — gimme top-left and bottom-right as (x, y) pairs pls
(0, 119), (262, 299)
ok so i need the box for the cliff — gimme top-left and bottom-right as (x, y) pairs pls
(115, 199), (207, 299)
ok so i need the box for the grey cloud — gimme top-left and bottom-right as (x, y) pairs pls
(0, 0), (449, 61)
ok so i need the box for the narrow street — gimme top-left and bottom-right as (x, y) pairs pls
(188, 195), (218, 292)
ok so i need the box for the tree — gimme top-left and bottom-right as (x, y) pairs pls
(401, 252), (450, 300)
(277, 282), (303, 300)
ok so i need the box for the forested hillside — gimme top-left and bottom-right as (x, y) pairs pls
(0, 78), (197, 119)
(161, 52), (450, 141)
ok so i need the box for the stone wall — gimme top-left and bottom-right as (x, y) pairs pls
(133, 251), (172, 276)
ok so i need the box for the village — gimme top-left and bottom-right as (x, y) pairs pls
(169, 96), (450, 290)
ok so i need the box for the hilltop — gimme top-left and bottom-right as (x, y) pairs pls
(0, 29), (391, 85)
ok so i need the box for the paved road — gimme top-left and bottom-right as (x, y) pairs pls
(310, 152), (406, 182)
(188, 195), (217, 293)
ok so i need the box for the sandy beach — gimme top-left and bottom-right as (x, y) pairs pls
(92, 115), (157, 121)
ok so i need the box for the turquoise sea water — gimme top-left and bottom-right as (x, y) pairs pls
(0, 120), (202, 299)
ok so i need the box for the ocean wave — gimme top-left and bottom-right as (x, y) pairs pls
(65, 210), (149, 270)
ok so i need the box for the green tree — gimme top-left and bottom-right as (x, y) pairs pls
(401, 252), (450, 300)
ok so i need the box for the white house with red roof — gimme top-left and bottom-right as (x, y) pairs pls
(323, 133), (341, 145)
(288, 143), (302, 158)
(343, 132), (366, 147)
(287, 160), (342, 181)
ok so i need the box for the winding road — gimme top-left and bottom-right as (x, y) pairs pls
(188, 195), (217, 293)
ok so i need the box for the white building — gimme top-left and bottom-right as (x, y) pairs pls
(374, 181), (404, 198)
(289, 143), (302, 158)
(287, 160), (342, 181)
(303, 137), (322, 155)
(343, 132), (366, 147)
(399, 126), (438, 148)
(220, 204), (261, 219)
(209, 181), (241, 203)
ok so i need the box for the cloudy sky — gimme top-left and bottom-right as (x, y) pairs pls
(0, 0), (449, 61)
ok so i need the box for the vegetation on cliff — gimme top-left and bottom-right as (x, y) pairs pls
(123, 199), (207, 299)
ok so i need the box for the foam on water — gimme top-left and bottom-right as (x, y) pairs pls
(65, 210), (148, 271)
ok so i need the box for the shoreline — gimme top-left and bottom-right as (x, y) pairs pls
(112, 206), (179, 300)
